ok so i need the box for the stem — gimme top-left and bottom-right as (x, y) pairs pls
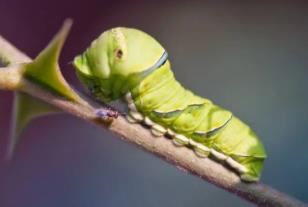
(0, 65), (24, 90)
(0, 35), (306, 207)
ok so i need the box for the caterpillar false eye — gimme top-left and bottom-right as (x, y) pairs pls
(73, 27), (267, 182)
(115, 49), (123, 59)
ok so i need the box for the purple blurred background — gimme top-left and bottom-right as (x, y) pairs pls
(1, 1), (308, 206)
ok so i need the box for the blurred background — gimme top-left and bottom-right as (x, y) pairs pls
(0, 1), (308, 206)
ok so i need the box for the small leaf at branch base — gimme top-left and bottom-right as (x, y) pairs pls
(7, 92), (61, 159)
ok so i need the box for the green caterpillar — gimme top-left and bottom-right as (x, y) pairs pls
(73, 27), (267, 182)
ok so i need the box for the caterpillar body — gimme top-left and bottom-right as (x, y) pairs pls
(73, 27), (267, 182)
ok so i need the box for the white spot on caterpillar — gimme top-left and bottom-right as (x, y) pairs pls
(195, 143), (210, 152)
(129, 111), (144, 122)
(188, 139), (198, 146)
(210, 149), (227, 161)
(226, 157), (248, 174)
(173, 134), (189, 146)
(128, 102), (138, 111)
(125, 92), (133, 104)
(151, 124), (166, 137)
(194, 150), (208, 157)
(151, 129), (164, 137)
(153, 124), (167, 133)
(144, 117), (154, 126)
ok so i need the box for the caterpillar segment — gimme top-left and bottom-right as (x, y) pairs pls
(122, 60), (264, 181)
(73, 27), (267, 182)
(125, 91), (251, 175)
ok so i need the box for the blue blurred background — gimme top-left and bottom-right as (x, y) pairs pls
(0, 1), (308, 206)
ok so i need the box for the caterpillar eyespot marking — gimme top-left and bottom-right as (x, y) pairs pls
(73, 27), (267, 182)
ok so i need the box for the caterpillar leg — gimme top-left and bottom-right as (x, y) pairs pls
(126, 110), (167, 138)
(189, 139), (210, 157)
(125, 92), (141, 123)
(151, 124), (167, 136)
(125, 92), (168, 136)
(126, 111), (144, 123)
(225, 157), (248, 174)
(170, 134), (188, 146)
(167, 129), (189, 146)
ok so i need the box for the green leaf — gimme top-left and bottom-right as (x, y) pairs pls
(23, 19), (81, 102)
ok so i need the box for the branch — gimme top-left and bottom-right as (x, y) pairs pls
(0, 35), (306, 207)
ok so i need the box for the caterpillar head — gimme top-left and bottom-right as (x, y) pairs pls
(73, 27), (166, 102)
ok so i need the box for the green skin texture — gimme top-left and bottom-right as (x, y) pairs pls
(73, 27), (267, 182)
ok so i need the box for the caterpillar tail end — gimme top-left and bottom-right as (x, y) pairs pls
(239, 158), (264, 183)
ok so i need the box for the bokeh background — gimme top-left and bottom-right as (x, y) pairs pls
(0, 1), (308, 206)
